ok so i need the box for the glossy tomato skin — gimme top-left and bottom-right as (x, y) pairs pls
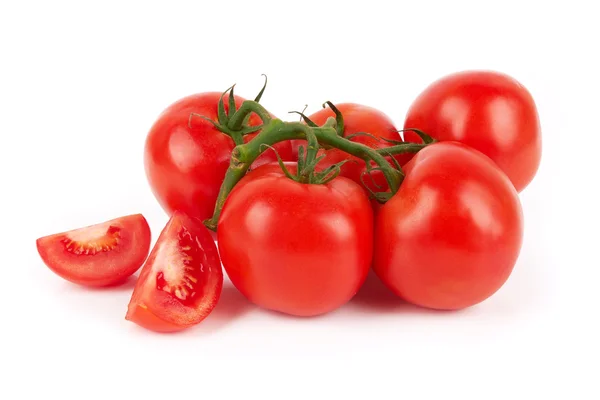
(404, 70), (541, 192)
(373, 142), (523, 310)
(36, 214), (151, 287)
(217, 164), (373, 317)
(144, 92), (292, 222)
(126, 211), (223, 333)
(293, 104), (411, 186)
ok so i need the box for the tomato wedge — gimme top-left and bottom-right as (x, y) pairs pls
(126, 212), (223, 332)
(36, 214), (151, 287)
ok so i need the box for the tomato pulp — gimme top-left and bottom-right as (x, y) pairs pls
(36, 214), (151, 287)
(373, 142), (523, 310)
(126, 212), (223, 332)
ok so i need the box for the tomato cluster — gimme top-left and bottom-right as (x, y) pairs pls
(36, 70), (541, 332)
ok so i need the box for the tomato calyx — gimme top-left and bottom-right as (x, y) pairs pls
(265, 142), (354, 185)
(187, 75), (272, 145)
(265, 105), (350, 185)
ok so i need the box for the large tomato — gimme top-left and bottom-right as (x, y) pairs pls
(373, 142), (523, 310)
(126, 212), (223, 332)
(36, 214), (151, 287)
(293, 104), (412, 186)
(403, 70), (542, 192)
(144, 92), (293, 222)
(217, 163), (373, 317)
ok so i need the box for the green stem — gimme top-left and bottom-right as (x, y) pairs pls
(228, 100), (272, 131)
(204, 120), (404, 231)
(298, 125), (320, 183)
(312, 126), (403, 188)
(229, 131), (244, 146)
(205, 120), (303, 230)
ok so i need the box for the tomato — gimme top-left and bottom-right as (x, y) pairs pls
(144, 92), (293, 223)
(302, 104), (413, 185)
(403, 70), (542, 192)
(126, 212), (223, 332)
(373, 142), (523, 310)
(36, 214), (151, 287)
(217, 163), (373, 317)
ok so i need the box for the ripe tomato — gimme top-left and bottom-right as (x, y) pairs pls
(144, 92), (293, 222)
(36, 214), (151, 287)
(126, 212), (223, 332)
(373, 142), (523, 310)
(403, 70), (542, 192)
(217, 163), (373, 317)
(292, 103), (411, 189)
(300, 104), (412, 186)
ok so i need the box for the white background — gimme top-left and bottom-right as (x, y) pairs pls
(1, 1), (598, 399)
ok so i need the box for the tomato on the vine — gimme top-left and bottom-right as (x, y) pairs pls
(373, 142), (523, 310)
(126, 211), (223, 332)
(293, 104), (412, 189)
(144, 92), (293, 222)
(403, 70), (542, 192)
(217, 162), (373, 317)
(36, 214), (151, 287)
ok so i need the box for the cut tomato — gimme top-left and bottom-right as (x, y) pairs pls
(126, 211), (223, 332)
(36, 214), (151, 287)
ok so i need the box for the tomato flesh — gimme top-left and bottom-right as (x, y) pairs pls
(36, 214), (151, 287)
(126, 211), (223, 332)
(373, 142), (523, 310)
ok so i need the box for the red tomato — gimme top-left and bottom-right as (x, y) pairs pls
(404, 70), (542, 192)
(217, 163), (373, 317)
(301, 104), (412, 186)
(373, 142), (523, 310)
(144, 92), (293, 222)
(126, 211), (223, 332)
(36, 214), (151, 287)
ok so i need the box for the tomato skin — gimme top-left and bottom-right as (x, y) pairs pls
(125, 304), (184, 333)
(217, 164), (373, 317)
(36, 214), (151, 287)
(126, 212), (223, 332)
(373, 142), (523, 310)
(144, 92), (292, 222)
(403, 70), (542, 192)
(292, 104), (412, 187)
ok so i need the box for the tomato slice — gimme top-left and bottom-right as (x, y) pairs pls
(126, 211), (223, 332)
(36, 214), (151, 287)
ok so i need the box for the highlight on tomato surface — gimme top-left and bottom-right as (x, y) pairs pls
(36, 214), (151, 287)
(403, 70), (542, 192)
(126, 211), (223, 332)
